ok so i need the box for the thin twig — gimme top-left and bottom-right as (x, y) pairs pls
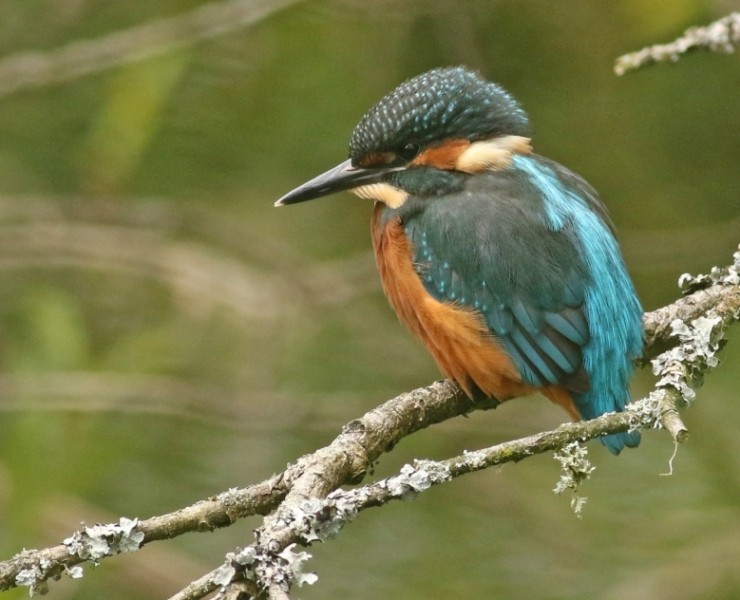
(615, 12), (740, 75)
(657, 388), (690, 443)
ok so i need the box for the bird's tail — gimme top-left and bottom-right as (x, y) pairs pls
(573, 391), (641, 455)
(600, 431), (640, 455)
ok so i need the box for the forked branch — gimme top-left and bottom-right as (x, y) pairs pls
(1, 247), (738, 599)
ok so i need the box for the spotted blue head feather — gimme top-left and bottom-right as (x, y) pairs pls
(349, 67), (531, 164)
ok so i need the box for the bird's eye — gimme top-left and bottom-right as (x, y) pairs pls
(399, 142), (421, 161)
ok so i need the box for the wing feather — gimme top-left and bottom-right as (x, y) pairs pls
(403, 174), (592, 393)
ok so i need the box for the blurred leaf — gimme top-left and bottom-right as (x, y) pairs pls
(4, 285), (90, 371)
(74, 49), (190, 194)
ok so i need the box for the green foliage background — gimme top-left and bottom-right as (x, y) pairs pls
(0, 1), (738, 598)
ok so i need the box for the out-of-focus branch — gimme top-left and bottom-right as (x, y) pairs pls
(0, 0), (301, 100)
(1, 246), (737, 597)
(615, 12), (740, 75)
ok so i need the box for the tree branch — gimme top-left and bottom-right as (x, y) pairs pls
(1, 245), (737, 597)
(0, 0), (301, 100)
(212, 248), (739, 598)
(615, 12), (740, 75)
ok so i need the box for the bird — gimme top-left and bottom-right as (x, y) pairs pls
(275, 66), (643, 454)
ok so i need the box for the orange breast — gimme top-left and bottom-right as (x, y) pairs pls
(371, 204), (580, 420)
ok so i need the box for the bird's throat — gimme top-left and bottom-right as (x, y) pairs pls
(351, 182), (409, 209)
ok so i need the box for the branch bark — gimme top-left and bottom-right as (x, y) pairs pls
(615, 12), (740, 75)
(1, 246), (738, 598)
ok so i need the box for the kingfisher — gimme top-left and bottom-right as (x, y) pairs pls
(276, 66), (643, 453)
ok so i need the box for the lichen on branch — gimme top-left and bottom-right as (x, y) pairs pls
(615, 12), (740, 75)
(1, 246), (739, 599)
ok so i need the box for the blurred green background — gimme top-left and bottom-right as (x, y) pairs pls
(0, 0), (739, 598)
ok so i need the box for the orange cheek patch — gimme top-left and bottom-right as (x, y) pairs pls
(412, 139), (470, 169)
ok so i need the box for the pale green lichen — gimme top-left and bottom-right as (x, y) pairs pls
(63, 517), (144, 563)
(652, 314), (724, 405)
(278, 545), (318, 588)
(212, 543), (316, 593)
(678, 246), (740, 293)
(553, 442), (596, 518)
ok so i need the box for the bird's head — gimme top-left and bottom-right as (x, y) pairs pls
(276, 66), (532, 209)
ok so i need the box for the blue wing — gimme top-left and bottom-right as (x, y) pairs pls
(403, 174), (592, 394)
(397, 155), (643, 452)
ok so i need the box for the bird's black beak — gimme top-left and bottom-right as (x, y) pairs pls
(275, 159), (401, 206)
